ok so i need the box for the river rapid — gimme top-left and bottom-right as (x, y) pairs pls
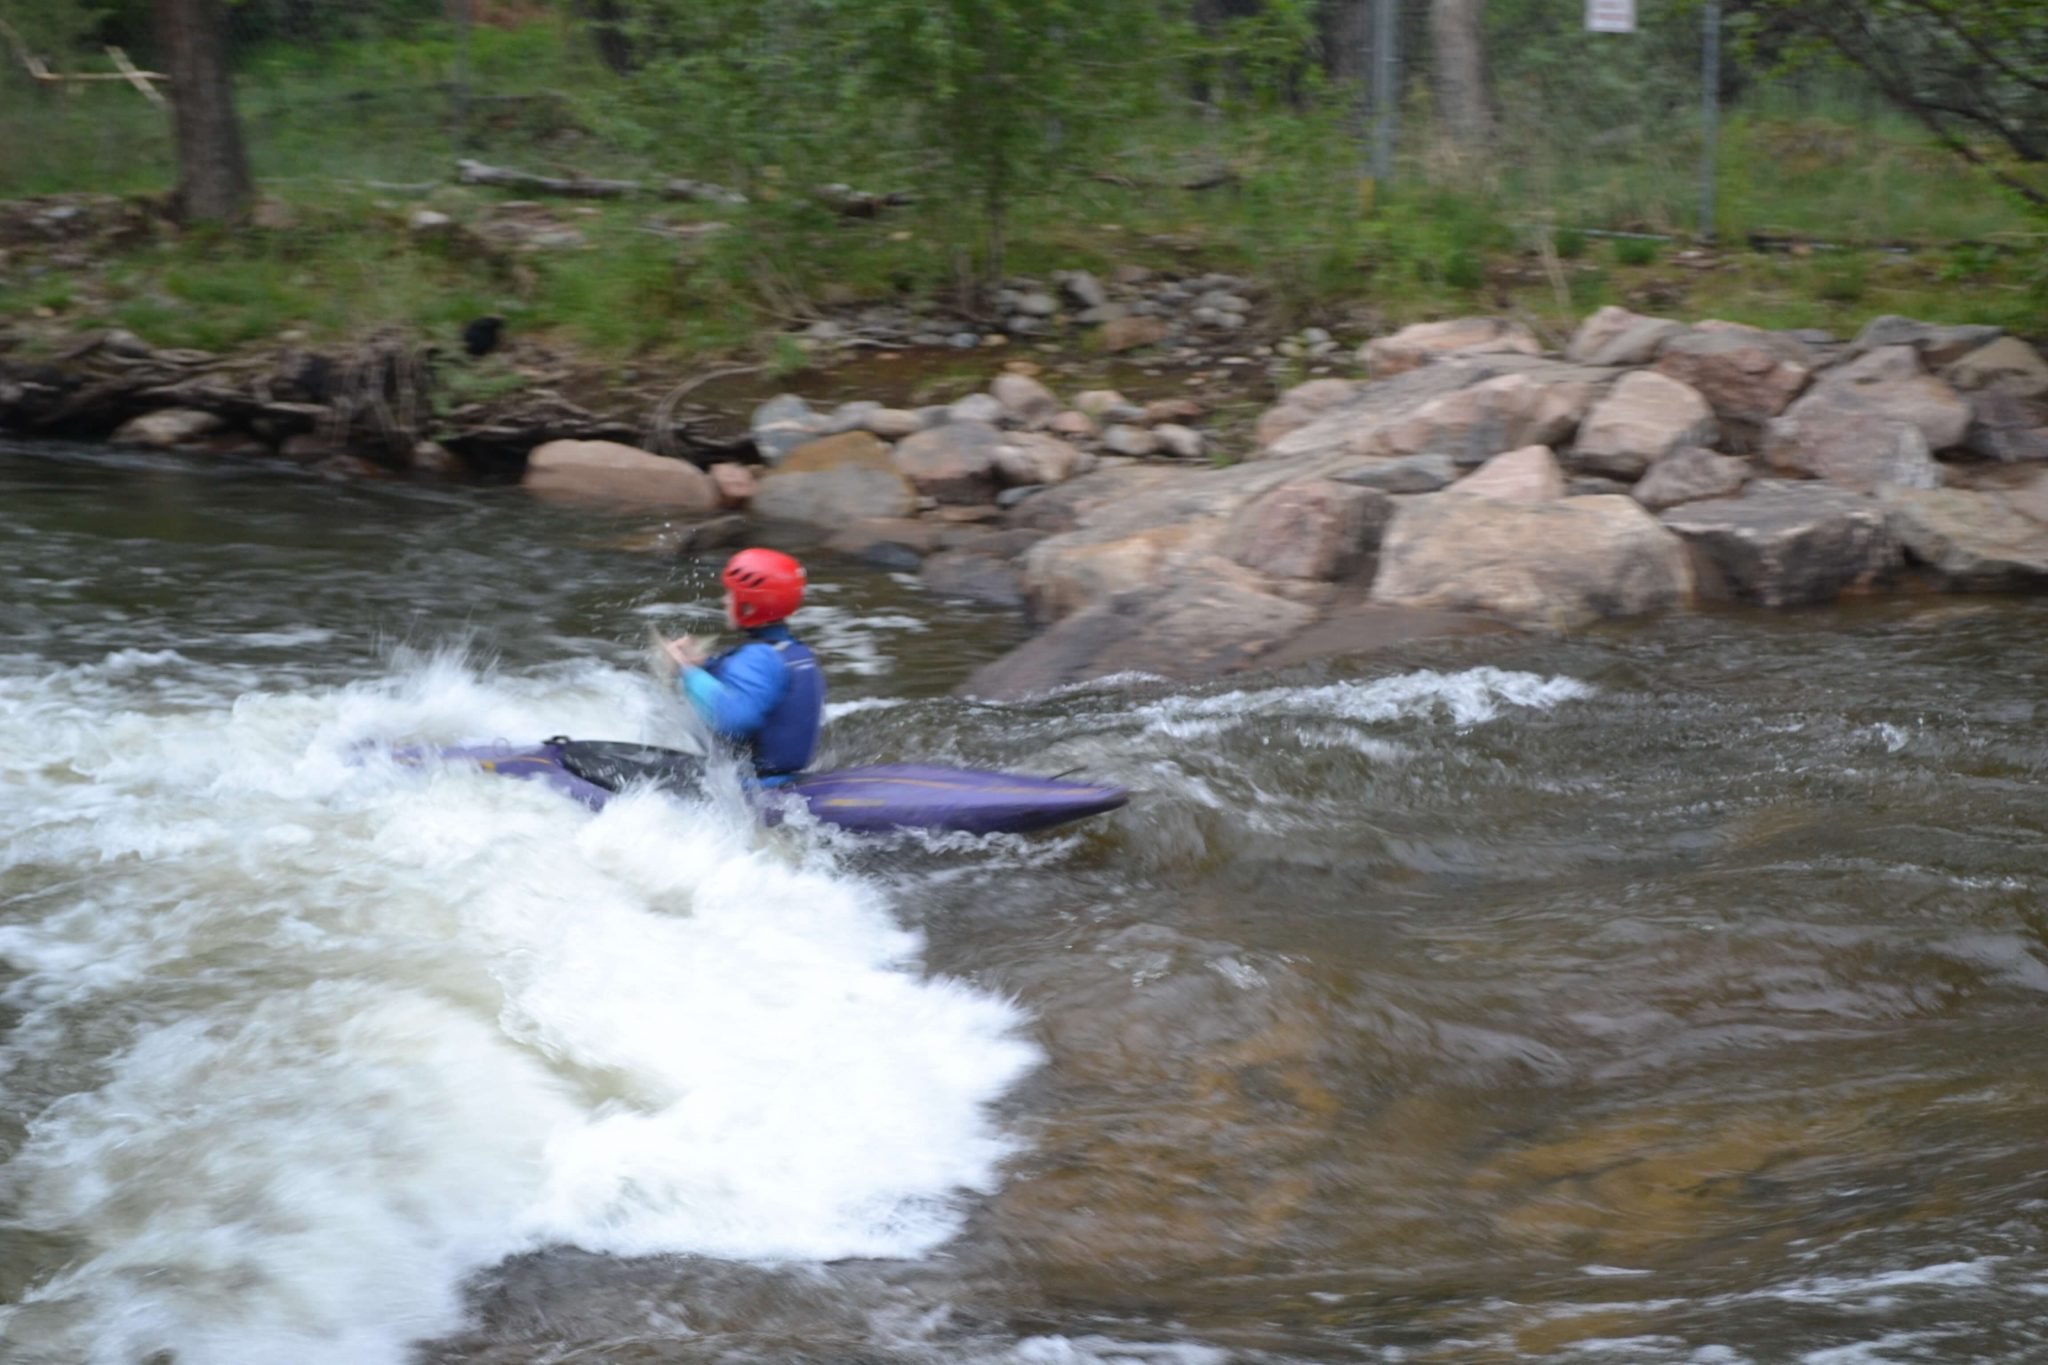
(2, 439), (2045, 1365)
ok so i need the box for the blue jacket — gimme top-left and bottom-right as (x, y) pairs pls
(678, 624), (824, 781)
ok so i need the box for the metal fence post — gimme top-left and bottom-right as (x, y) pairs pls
(452, 0), (472, 151)
(1372, 0), (1398, 188)
(1700, 0), (1720, 241)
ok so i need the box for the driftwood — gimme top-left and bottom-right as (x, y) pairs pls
(452, 161), (920, 217)
(456, 159), (640, 199)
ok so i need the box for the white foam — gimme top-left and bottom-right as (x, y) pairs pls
(1126, 667), (1594, 738)
(0, 650), (1038, 1364)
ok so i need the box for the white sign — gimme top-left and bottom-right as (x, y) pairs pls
(1587, 0), (1637, 32)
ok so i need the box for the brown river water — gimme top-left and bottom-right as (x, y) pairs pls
(2, 439), (2044, 1365)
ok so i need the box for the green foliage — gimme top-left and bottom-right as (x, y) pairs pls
(1735, 0), (2048, 212)
(1554, 227), (1589, 260)
(1614, 236), (1661, 267)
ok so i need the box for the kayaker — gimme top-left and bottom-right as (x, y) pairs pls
(662, 548), (825, 786)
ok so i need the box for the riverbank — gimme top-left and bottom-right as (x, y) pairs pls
(8, 292), (2046, 699)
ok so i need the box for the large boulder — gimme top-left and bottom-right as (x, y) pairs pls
(1654, 327), (1813, 444)
(1219, 480), (1394, 580)
(892, 420), (1004, 503)
(1943, 337), (2048, 401)
(2012, 471), (2048, 528)
(1875, 486), (2048, 590)
(1962, 391), (2048, 464)
(1658, 480), (1898, 606)
(523, 440), (718, 512)
(1376, 372), (1596, 466)
(1761, 407), (1939, 494)
(1566, 306), (1688, 367)
(1446, 444), (1565, 501)
(961, 558), (1319, 699)
(1631, 446), (1750, 512)
(919, 549), (1028, 608)
(753, 431), (918, 524)
(1362, 317), (1541, 377)
(1261, 362), (1512, 463)
(995, 432), (1092, 488)
(1570, 370), (1719, 479)
(1848, 315), (2002, 369)
(1255, 378), (1362, 448)
(111, 408), (224, 448)
(1370, 493), (1691, 630)
(1786, 345), (1972, 452)
(1023, 523), (1220, 621)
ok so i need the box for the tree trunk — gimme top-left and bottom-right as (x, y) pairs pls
(154, 0), (252, 221)
(1430, 0), (1489, 146)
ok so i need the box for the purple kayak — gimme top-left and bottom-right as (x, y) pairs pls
(407, 740), (1128, 836)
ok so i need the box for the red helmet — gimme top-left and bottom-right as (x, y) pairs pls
(722, 547), (806, 627)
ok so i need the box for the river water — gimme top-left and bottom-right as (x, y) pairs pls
(2, 439), (2044, 1365)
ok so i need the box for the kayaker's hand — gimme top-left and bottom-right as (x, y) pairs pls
(664, 635), (708, 669)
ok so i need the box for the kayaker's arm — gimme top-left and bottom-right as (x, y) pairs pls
(678, 642), (790, 739)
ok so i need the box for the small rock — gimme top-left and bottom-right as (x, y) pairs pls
(1075, 390), (1131, 419)
(861, 408), (927, 440)
(1100, 316), (1168, 353)
(1113, 264), (1152, 286)
(947, 392), (1007, 426)
(1142, 398), (1203, 427)
(1152, 424), (1205, 459)
(102, 329), (153, 360)
(408, 440), (463, 478)
(708, 461), (756, 508)
(822, 400), (883, 434)
(1014, 292), (1059, 318)
(1566, 305), (1688, 367)
(893, 420), (1006, 503)
(995, 432), (1090, 487)
(1301, 327), (1332, 346)
(1102, 425), (1159, 457)
(949, 332), (981, 350)
(1062, 272), (1108, 310)
(750, 393), (824, 464)
(112, 408), (224, 448)
(992, 374), (1061, 428)
(1049, 410), (1099, 439)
